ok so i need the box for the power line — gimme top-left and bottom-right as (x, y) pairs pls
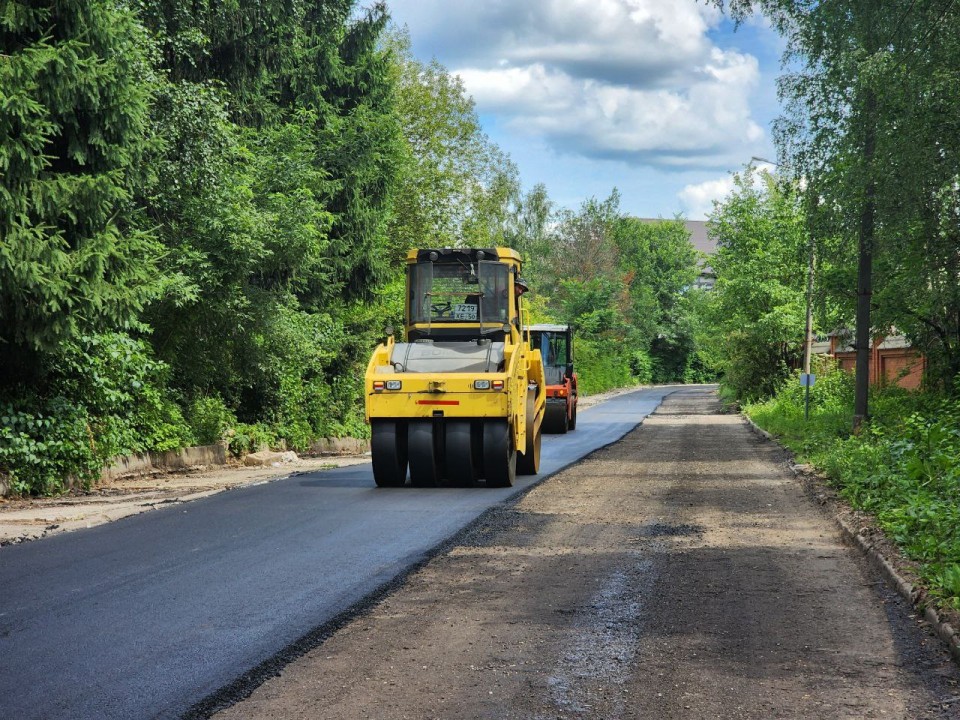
(883, 0), (920, 49)
(899, 0), (957, 63)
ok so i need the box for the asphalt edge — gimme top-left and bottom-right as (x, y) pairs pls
(183, 388), (672, 719)
(742, 413), (960, 665)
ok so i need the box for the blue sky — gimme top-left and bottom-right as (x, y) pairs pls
(384, 0), (785, 219)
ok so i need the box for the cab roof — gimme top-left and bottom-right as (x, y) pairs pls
(405, 247), (522, 264)
(527, 324), (571, 333)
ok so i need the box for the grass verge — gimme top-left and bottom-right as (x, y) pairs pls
(744, 361), (960, 610)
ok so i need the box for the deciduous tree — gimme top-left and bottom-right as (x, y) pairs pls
(385, 29), (520, 253)
(706, 168), (809, 400)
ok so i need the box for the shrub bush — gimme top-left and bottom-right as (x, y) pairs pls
(0, 333), (194, 495)
(683, 349), (721, 384)
(630, 348), (653, 384)
(0, 398), (101, 496)
(53, 333), (195, 457)
(188, 396), (237, 446)
(576, 337), (637, 395)
(228, 423), (277, 458)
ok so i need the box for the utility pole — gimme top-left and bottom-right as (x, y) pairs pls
(853, 90), (877, 432)
(802, 234), (815, 421)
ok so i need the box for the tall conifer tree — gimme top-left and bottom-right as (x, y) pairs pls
(0, 1), (159, 383)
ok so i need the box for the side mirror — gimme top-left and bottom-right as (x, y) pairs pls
(384, 325), (395, 338)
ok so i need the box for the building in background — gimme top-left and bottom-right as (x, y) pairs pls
(818, 333), (925, 390)
(639, 218), (716, 289)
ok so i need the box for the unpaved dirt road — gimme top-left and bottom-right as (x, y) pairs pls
(211, 387), (960, 719)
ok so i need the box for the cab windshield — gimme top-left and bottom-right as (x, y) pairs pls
(534, 331), (570, 367)
(408, 260), (511, 325)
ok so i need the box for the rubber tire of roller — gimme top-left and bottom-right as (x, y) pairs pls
(371, 420), (407, 487)
(445, 420), (476, 487)
(483, 419), (516, 488)
(408, 420), (442, 487)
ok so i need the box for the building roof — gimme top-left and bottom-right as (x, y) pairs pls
(637, 218), (716, 256)
(683, 220), (716, 255)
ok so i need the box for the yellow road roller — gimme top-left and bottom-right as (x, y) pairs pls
(364, 247), (545, 487)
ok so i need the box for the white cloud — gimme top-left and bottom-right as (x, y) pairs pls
(679, 160), (786, 219)
(678, 175), (736, 220)
(392, 0), (723, 82)
(456, 48), (762, 169)
(391, 0), (767, 170)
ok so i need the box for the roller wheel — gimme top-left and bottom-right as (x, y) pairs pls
(409, 420), (442, 487)
(445, 420), (477, 487)
(568, 401), (577, 431)
(370, 420), (407, 487)
(544, 403), (568, 434)
(483, 419), (515, 488)
(517, 424), (541, 475)
(517, 390), (541, 475)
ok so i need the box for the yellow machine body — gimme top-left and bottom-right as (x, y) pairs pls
(364, 247), (545, 487)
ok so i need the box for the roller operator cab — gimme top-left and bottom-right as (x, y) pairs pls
(365, 248), (546, 488)
(527, 324), (578, 433)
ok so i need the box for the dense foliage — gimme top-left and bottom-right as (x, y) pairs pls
(712, 0), (960, 397)
(512, 191), (710, 394)
(138, 0), (403, 441)
(615, 216), (710, 383)
(1, 0), (404, 493)
(0, 1), (160, 378)
(0, 332), (193, 495)
(703, 168), (810, 400)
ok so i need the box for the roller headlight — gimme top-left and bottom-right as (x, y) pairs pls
(474, 379), (491, 390)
